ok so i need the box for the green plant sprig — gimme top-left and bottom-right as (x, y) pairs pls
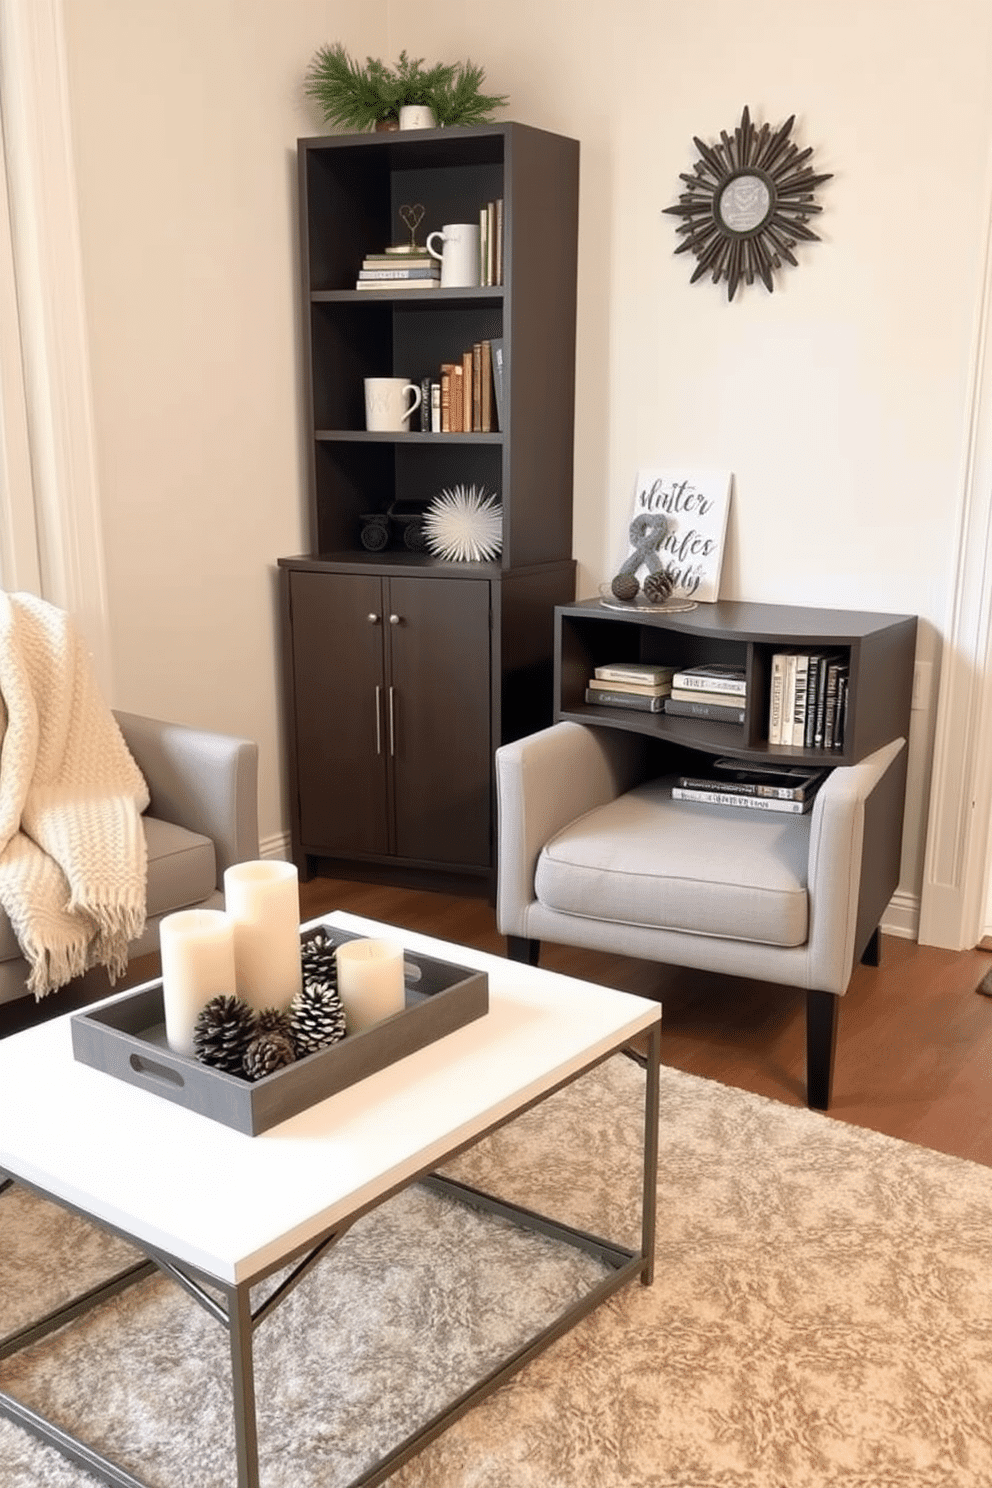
(304, 44), (508, 132)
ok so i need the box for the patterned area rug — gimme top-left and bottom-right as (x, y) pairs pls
(2, 1056), (992, 1487)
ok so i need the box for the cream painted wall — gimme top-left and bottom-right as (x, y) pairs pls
(61, 1), (992, 917)
(61, 0), (382, 852)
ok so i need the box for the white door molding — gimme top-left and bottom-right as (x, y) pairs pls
(0, 0), (111, 692)
(918, 146), (992, 950)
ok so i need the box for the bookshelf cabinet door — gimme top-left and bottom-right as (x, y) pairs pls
(385, 576), (492, 868)
(288, 570), (389, 857)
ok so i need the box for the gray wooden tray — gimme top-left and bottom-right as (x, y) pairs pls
(70, 926), (489, 1135)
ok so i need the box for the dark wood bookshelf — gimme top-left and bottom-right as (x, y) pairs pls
(279, 123), (580, 889)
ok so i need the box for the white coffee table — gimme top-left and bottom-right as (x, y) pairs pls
(0, 911), (661, 1488)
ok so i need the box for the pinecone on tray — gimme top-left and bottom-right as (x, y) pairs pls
(243, 1031), (297, 1082)
(290, 979), (347, 1056)
(300, 930), (338, 987)
(193, 995), (258, 1075)
(291, 931), (346, 1055)
(255, 1006), (294, 1043)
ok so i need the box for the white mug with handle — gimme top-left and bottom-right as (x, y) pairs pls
(364, 377), (423, 431)
(426, 223), (481, 288)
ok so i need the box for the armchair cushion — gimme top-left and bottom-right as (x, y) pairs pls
(535, 776), (810, 946)
(142, 817), (217, 919)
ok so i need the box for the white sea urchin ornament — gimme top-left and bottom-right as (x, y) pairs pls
(423, 484), (503, 562)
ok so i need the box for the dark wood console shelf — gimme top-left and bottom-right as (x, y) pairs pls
(555, 597), (917, 767)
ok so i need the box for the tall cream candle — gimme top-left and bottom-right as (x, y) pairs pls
(160, 908), (237, 1057)
(223, 860), (302, 1013)
(336, 939), (405, 1034)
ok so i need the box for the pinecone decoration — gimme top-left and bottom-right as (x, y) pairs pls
(193, 995), (257, 1075)
(243, 1031), (296, 1082)
(289, 979), (347, 1056)
(610, 572), (639, 602)
(300, 930), (338, 988)
(256, 1006), (294, 1042)
(643, 569), (675, 605)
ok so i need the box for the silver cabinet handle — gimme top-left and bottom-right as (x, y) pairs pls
(388, 686), (396, 755)
(374, 685), (382, 755)
(368, 612), (380, 624)
(389, 613), (401, 625)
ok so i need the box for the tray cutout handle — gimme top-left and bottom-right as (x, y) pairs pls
(129, 1053), (185, 1089)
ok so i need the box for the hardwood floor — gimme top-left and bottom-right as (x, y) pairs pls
(299, 873), (992, 1169)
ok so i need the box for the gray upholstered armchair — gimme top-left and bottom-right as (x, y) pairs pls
(0, 711), (259, 1031)
(496, 721), (908, 1109)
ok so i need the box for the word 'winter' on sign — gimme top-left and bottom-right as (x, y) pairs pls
(614, 470), (732, 602)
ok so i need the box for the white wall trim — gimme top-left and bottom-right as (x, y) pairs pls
(918, 142), (992, 950)
(0, 0), (111, 692)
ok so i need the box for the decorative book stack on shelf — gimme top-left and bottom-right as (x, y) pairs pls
(357, 247), (440, 291)
(479, 198), (504, 285)
(768, 649), (849, 748)
(279, 123), (579, 889)
(672, 758), (830, 815)
(584, 661), (674, 713)
(665, 663), (747, 724)
(423, 340), (498, 433)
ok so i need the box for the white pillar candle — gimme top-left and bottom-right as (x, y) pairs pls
(223, 860), (302, 1013)
(160, 909), (237, 1057)
(336, 939), (405, 1034)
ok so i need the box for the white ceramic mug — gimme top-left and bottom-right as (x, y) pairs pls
(399, 105), (436, 131)
(364, 377), (423, 431)
(426, 223), (481, 288)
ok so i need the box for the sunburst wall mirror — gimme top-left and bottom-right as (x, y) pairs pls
(663, 106), (832, 301)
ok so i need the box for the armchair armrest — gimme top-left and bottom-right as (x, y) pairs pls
(806, 736), (906, 993)
(495, 722), (652, 936)
(114, 711), (259, 887)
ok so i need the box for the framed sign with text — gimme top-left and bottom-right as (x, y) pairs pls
(611, 469), (732, 604)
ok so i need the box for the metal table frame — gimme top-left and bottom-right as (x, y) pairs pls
(0, 1032), (660, 1488)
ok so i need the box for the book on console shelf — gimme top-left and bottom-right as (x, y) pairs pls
(663, 696), (746, 724)
(671, 664), (747, 696)
(671, 784), (819, 814)
(770, 649), (848, 748)
(669, 686), (747, 706)
(584, 687), (667, 713)
(586, 677), (672, 700)
(594, 662), (676, 686)
(678, 759), (830, 802)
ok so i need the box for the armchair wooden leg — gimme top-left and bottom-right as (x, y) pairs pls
(860, 926), (882, 967)
(806, 989), (840, 1111)
(507, 936), (540, 966)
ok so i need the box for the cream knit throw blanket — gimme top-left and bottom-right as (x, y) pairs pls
(0, 592), (149, 998)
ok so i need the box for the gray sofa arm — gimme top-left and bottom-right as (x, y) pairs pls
(114, 711), (259, 887)
(495, 721), (652, 937)
(806, 736), (906, 994)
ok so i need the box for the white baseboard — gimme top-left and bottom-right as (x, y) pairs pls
(259, 830), (292, 862)
(881, 889), (920, 942)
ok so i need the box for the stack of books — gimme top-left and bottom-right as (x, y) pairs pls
(584, 661), (675, 713)
(419, 341), (500, 433)
(672, 758), (830, 815)
(663, 664), (747, 724)
(768, 650), (849, 748)
(356, 247), (440, 291)
(479, 199), (504, 285)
